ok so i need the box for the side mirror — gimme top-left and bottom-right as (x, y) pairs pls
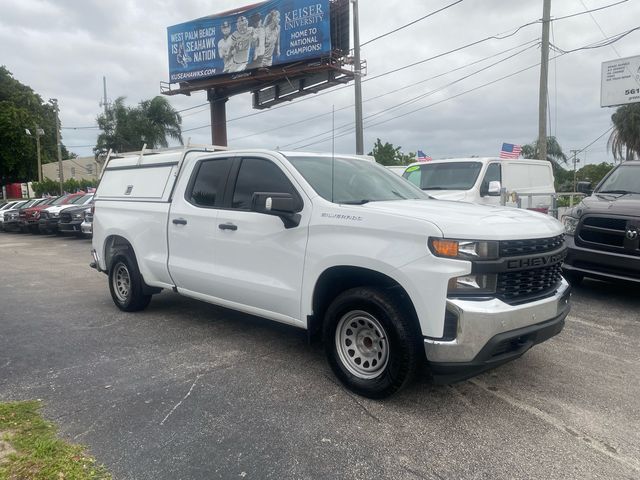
(487, 180), (502, 196)
(251, 192), (301, 228)
(576, 181), (592, 195)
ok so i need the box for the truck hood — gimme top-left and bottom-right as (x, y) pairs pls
(45, 204), (78, 214)
(423, 190), (468, 201)
(572, 192), (640, 217)
(359, 199), (563, 240)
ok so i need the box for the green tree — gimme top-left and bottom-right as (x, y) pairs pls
(608, 103), (640, 161)
(576, 162), (614, 186)
(368, 138), (416, 166)
(0, 67), (73, 182)
(32, 177), (98, 197)
(95, 96), (183, 154)
(520, 136), (568, 171)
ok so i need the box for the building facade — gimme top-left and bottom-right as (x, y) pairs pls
(42, 156), (100, 182)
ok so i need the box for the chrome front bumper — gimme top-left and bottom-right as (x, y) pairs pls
(424, 279), (571, 363)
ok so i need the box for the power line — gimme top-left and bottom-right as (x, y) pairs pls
(291, 52), (575, 150)
(360, 0), (464, 47)
(229, 40), (539, 143)
(550, 26), (640, 54)
(553, 0), (628, 22)
(183, 22), (547, 133)
(578, 0), (621, 56)
(578, 125), (615, 154)
(288, 23), (640, 150)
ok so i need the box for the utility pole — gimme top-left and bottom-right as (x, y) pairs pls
(570, 149), (580, 192)
(538, 0), (551, 162)
(52, 99), (64, 195)
(102, 76), (108, 115)
(351, 0), (364, 155)
(26, 127), (44, 182)
(35, 125), (43, 182)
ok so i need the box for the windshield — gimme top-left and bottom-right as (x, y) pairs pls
(7, 201), (27, 210)
(52, 195), (73, 205)
(403, 162), (482, 190)
(596, 165), (640, 194)
(286, 155), (427, 204)
(71, 194), (91, 204)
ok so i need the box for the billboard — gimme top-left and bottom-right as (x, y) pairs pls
(601, 55), (640, 107)
(167, 0), (331, 83)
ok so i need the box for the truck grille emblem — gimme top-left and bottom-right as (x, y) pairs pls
(625, 228), (638, 240)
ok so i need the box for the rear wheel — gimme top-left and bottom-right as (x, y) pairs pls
(323, 287), (423, 399)
(108, 252), (152, 312)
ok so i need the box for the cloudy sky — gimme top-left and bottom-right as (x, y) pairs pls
(2, 0), (639, 166)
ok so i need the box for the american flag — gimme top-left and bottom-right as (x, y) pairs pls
(417, 150), (432, 162)
(499, 142), (522, 159)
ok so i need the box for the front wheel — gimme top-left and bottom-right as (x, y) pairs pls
(108, 253), (152, 312)
(323, 287), (423, 399)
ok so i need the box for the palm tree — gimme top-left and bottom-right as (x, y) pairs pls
(95, 96), (183, 154)
(607, 103), (640, 161)
(138, 96), (183, 148)
(520, 136), (568, 171)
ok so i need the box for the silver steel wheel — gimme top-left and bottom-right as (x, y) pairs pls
(335, 310), (389, 380)
(112, 263), (131, 303)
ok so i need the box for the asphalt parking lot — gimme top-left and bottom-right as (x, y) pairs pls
(0, 233), (639, 480)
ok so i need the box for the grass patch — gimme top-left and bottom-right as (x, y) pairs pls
(0, 401), (110, 480)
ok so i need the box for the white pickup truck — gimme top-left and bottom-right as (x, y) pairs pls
(91, 147), (570, 398)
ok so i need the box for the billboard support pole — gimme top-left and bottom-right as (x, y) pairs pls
(208, 89), (228, 147)
(352, 0), (364, 155)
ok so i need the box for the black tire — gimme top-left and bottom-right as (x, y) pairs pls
(108, 252), (152, 312)
(563, 270), (584, 286)
(323, 287), (423, 399)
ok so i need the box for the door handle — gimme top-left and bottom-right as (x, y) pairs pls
(172, 218), (187, 225)
(218, 223), (237, 231)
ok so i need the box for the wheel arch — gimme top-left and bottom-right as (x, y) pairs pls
(103, 234), (136, 273)
(307, 265), (420, 343)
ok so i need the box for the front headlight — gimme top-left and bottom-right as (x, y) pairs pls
(448, 273), (497, 295)
(429, 238), (499, 260)
(562, 216), (579, 235)
(73, 213), (83, 219)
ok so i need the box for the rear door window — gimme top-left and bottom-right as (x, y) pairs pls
(187, 158), (233, 208)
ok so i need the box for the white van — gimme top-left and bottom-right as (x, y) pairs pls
(402, 158), (555, 211)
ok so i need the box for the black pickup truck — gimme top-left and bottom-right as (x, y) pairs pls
(562, 161), (640, 284)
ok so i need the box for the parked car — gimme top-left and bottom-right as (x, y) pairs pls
(402, 158), (556, 211)
(0, 200), (30, 231)
(562, 160), (640, 285)
(92, 147), (570, 398)
(39, 193), (93, 234)
(59, 200), (94, 237)
(18, 197), (59, 233)
(81, 207), (93, 237)
(4, 198), (52, 232)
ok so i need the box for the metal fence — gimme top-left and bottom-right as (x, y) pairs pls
(500, 190), (585, 219)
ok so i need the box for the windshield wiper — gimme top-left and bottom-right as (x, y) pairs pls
(597, 190), (639, 195)
(422, 187), (449, 190)
(341, 199), (371, 205)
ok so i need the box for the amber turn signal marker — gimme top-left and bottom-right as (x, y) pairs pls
(431, 239), (459, 257)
